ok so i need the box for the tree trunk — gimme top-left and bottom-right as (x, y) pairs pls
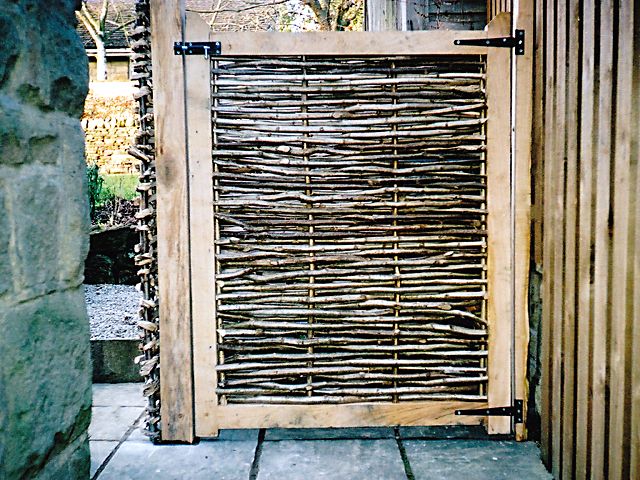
(95, 38), (107, 81)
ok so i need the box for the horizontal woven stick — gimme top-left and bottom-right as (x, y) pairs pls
(212, 103), (484, 121)
(214, 103), (484, 118)
(222, 393), (486, 404)
(223, 368), (486, 384)
(216, 356), (487, 374)
(215, 72), (484, 82)
(219, 269), (485, 286)
(215, 118), (484, 135)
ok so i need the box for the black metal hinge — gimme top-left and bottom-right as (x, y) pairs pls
(173, 41), (221, 59)
(454, 29), (525, 55)
(455, 399), (524, 424)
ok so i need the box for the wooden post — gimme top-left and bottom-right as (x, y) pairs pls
(150, 0), (195, 443)
(485, 12), (513, 435)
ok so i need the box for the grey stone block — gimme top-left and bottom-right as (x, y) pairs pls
(258, 439), (406, 480)
(0, 184), (12, 297)
(0, 1), (90, 477)
(32, 432), (91, 480)
(89, 406), (143, 441)
(99, 438), (258, 480)
(403, 439), (552, 480)
(0, 289), (91, 479)
(12, 173), (61, 291)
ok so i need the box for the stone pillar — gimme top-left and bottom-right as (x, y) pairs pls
(0, 1), (92, 478)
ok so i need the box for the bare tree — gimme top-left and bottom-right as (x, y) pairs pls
(300, 0), (363, 30)
(76, 1), (134, 81)
(190, 0), (283, 31)
(188, 0), (364, 32)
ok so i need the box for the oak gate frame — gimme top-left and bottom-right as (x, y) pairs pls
(150, 4), (532, 443)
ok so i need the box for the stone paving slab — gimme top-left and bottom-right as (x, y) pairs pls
(90, 440), (119, 477)
(257, 439), (407, 480)
(403, 439), (552, 480)
(399, 425), (493, 440)
(90, 406), (143, 441)
(93, 383), (145, 407)
(98, 437), (258, 480)
(265, 427), (394, 441)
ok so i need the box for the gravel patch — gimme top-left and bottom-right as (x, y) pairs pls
(85, 284), (140, 340)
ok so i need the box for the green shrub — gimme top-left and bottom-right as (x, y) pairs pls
(87, 162), (104, 218)
(99, 174), (138, 203)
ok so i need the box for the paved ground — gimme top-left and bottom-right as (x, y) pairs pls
(91, 384), (553, 480)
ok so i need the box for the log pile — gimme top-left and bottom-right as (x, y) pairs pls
(212, 55), (489, 405)
(130, 0), (161, 442)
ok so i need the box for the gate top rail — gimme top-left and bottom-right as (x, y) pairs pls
(205, 31), (492, 57)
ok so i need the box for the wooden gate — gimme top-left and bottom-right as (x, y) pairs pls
(151, 8), (530, 442)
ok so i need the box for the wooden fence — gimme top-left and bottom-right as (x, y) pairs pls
(534, 0), (640, 478)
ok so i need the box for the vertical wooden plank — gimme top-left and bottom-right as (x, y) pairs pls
(630, 6), (640, 476)
(513, 0), (534, 442)
(150, 0), (195, 442)
(574, 0), (596, 477)
(590, 0), (614, 475)
(539, 0), (555, 466)
(560, 0), (580, 477)
(183, 12), (218, 439)
(486, 12), (513, 435)
(530, 0), (545, 267)
(550, 0), (567, 475)
(607, 1), (634, 477)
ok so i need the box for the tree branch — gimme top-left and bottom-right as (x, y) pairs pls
(76, 7), (100, 43)
(187, 0), (289, 14)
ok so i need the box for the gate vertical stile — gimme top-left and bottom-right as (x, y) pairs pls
(485, 13), (514, 434)
(183, 12), (218, 438)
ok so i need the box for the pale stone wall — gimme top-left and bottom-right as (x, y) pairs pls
(83, 83), (139, 174)
(0, 1), (92, 478)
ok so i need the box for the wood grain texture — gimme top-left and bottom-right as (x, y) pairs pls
(211, 31), (491, 56)
(574, 1), (596, 477)
(209, 401), (487, 432)
(485, 12), (512, 435)
(607, 0), (634, 477)
(539, 0), (556, 466)
(151, 0), (195, 443)
(536, 0), (640, 476)
(183, 12), (218, 439)
(513, 0), (533, 442)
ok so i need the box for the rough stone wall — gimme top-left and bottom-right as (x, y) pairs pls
(0, 1), (92, 478)
(83, 88), (139, 174)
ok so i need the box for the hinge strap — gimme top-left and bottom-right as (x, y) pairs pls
(455, 399), (524, 424)
(454, 30), (525, 55)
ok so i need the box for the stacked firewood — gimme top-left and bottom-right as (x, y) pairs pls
(129, 0), (161, 442)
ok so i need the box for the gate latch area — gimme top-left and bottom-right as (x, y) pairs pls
(454, 29), (525, 55)
(174, 41), (221, 59)
(455, 399), (524, 423)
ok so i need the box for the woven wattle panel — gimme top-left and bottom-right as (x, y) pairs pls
(211, 56), (488, 405)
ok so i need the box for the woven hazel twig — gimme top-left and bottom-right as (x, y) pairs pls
(213, 55), (489, 405)
(132, 0), (161, 443)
